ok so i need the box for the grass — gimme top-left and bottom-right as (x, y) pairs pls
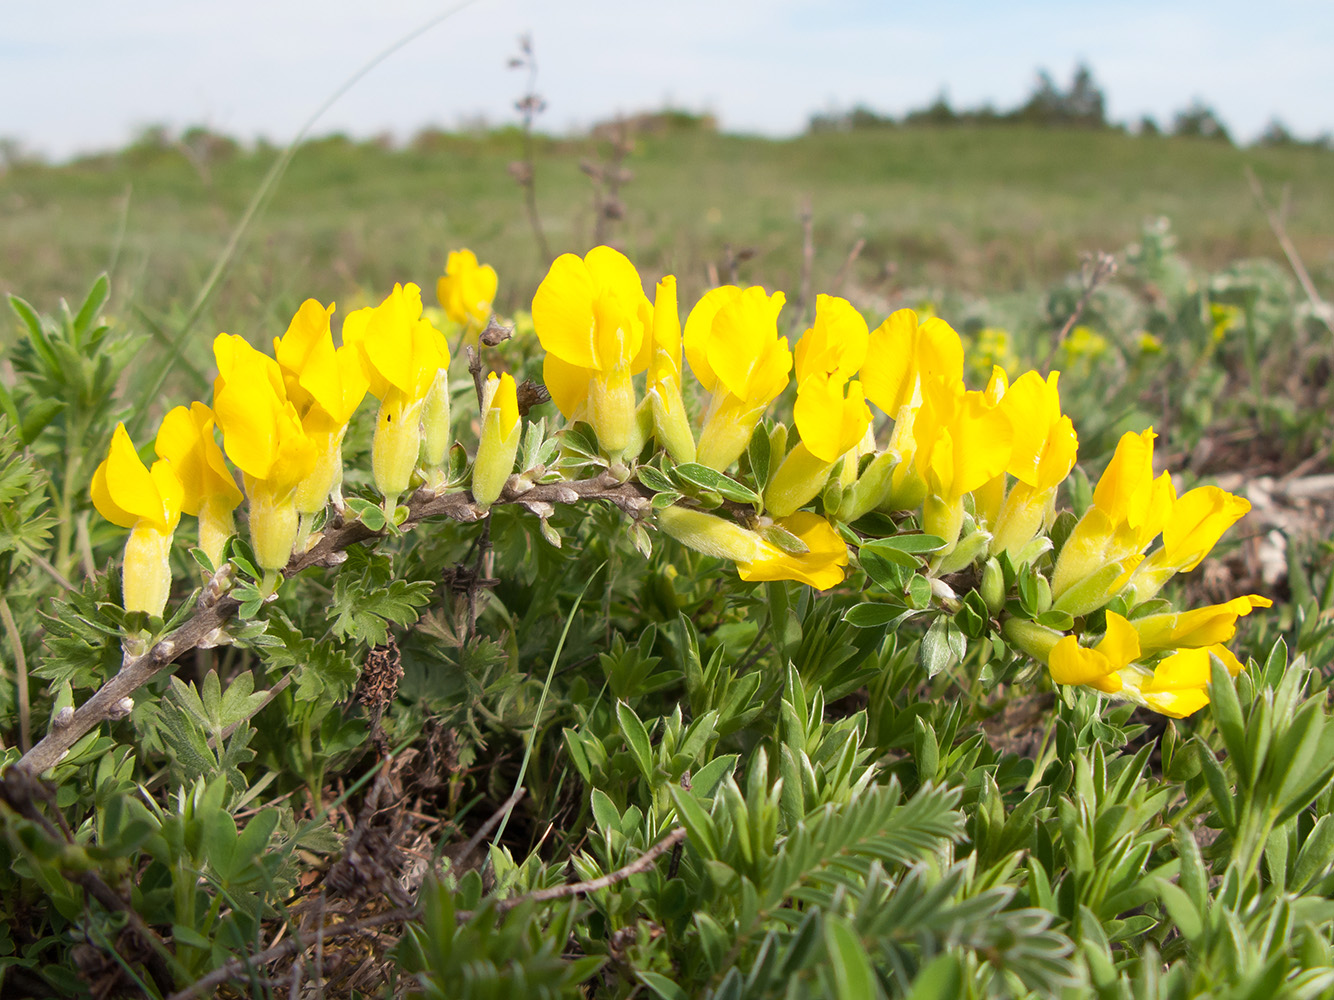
(2, 123), (1330, 383)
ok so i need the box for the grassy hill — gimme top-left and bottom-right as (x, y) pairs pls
(2, 124), (1330, 349)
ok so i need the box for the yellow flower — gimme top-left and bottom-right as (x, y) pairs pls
(471, 372), (522, 509)
(657, 507), (847, 590)
(646, 276), (696, 463)
(272, 299), (370, 514)
(988, 370), (1079, 558)
(968, 327), (1019, 379)
(684, 285), (791, 470)
(1062, 325), (1108, 362)
(1051, 429), (1175, 615)
(909, 376), (1014, 549)
(766, 297), (872, 517)
(534, 246), (652, 460)
(1209, 303), (1240, 342)
(792, 294), (869, 384)
(1137, 332), (1162, 355)
(860, 309), (963, 420)
(437, 249), (498, 333)
(1134, 645), (1245, 718)
(212, 333), (319, 571)
(342, 283), (450, 502)
(91, 423), (185, 615)
(1125, 485), (1251, 601)
(154, 402), (243, 568)
(1132, 594), (1271, 653)
(1048, 612), (1140, 695)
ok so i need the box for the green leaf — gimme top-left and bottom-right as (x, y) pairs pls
(907, 574), (932, 609)
(689, 755), (739, 798)
(914, 716), (940, 784)
(590, 788), (620, 835)
(672, 463), (761, 505)
(617, 701), (654, 782)
(822, 916), (878, 1000)
(330, 556), (433, 647)
(905, 954), (964, 1000)
(844, 603), (906, 629)
(72, 273), (110, 336)
(920, 617), (965, 678)
(871, 533), (947, 555)
(748, 423), (771, 490)
(1152, 876), (1203, 941)
(639, 971), (688, 1000)
(859, 548), (909, 591)
(669, 784), (720, 859)
(344, 497), (386, 532)
(636, 464), (676, 493)
(1208, 658), (1248, 784)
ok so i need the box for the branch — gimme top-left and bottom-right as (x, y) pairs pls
(1041, 251), (1117, 375)
(1244, 166), (1333, 331)
(163, 826), (686, 1000)
(10, 471), (654, 778)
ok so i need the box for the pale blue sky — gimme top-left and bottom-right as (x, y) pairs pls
(4, 0), (1331, 159)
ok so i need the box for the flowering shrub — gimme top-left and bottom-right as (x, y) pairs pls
(0, 242), (1329, 999)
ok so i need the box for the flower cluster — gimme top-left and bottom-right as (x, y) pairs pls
(91, 243), (1265, 718)
(92, 262), (499, 610)
(530, 247), (1266, 718)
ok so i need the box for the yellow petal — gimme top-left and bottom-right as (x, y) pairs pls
(793, 294), (869, 384)
(155, 402), (242, 515)
(736, 512), (848, 590)
(543, 352), (594, 419)
(1000, 371), (1063, 488)
(1092, 429), (1156, 524)
(683, 286), (741, 393)
(438, 248), (498, 329)
(861, 309), (963, 416)
(794, 375), (871, 464)
(1134, 594), (1272, 652)
(533, 248), (648, 374)
(1048, 635), (1114, 687)
(1160, 486), (1251, 572)
(1096, 612), (1141, 667)
(704, 287), (788, 403)
(650, 275), (682, 386)
(94, 423), (171, 530)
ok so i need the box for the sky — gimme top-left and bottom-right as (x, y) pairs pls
(4, 0), (1332, 160)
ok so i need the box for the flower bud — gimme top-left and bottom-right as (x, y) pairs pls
(1001, 618), (1063, 664)
(122, 523), (174, 617)
(980, 557), (1005, 615)
(419, 368), (453, 474)
(472, 372), (522, 508)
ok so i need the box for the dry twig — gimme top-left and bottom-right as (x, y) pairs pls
(1244, 166), (1333, 332)
(1041, 251), (1118, 374)
(9, 471), (655, 778)
(163, 826), (686, 1000)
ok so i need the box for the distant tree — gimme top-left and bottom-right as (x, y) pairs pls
(128, 124), (173, 151)
(1010, 63), (1107, 128)
(905, 90), (958, 126)
(1137, 115), (1161, 137)
(1066, 64), (1107, 126)
(1172, 100), (1231, 142)
(1257, 117), (1296, 147)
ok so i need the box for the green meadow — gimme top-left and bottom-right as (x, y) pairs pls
(3, 123), (1330, 346)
